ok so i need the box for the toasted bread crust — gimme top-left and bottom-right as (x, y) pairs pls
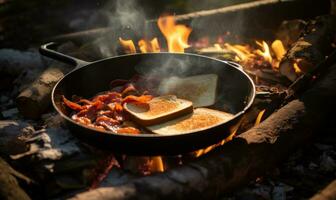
(124, 95), (193, 126)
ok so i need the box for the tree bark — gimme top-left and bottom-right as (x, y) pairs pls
(69, 62), (336, 200)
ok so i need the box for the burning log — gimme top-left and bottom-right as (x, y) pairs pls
(70, 63), (336, 200)
(310, 179), (336, 200)
(279, 15), (336, 81)
(275, 19), (307, 48)
(16, 43), (80, 119)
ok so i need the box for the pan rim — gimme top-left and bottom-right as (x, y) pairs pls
(51, 52), (256, 138)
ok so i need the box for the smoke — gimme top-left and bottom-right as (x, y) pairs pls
(109, 0), (146, 32)
(92, 0), (147, 57)
(135, 54), (194, 77)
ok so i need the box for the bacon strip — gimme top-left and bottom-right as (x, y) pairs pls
(62, 76), (155, 134)
(116, 127), (140, 134)
(122, 95), (153, 105)
(62, 95), (84, 111)
(121, 84), (137, 97)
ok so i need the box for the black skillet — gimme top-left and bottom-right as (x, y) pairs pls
(40, 42), (255, 155)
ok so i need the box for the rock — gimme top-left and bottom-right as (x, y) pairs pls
(42, 112), (66, 128)
(0, 96), (9, 104)
(280, 183), (294, 192)
(293, 165), (305, 175)
(1, 108), (19, 119)
(9, 126), (81, 164)
(0, 49), (46, 75)
(314, 143), (333, 151)
(0, 120), (32, 155)
(319, 153), (336, 172)
(309, 162), (319, 170)
(272, 186), (286, 200)
(251, 184), (272, 199)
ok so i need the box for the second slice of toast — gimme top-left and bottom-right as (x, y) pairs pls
(158, 74), (218, 107)
(124, 95), (193, 126)
(147, 108), (234, 135)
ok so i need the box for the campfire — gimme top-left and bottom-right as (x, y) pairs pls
(1, 0), (336, 200)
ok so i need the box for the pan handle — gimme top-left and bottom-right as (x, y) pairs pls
(40, 42), (91, 68)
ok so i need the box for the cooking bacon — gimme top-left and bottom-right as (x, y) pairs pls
(62, 95), (84, 111)
(62, 76), (155, 134)
(121, 83), (138, 97)
(116, 127), (140, 134)
(122, 95), (153, 105)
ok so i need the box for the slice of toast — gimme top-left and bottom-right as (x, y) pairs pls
(124, 95), (193, 126)
(157, 74), (218, 107)
(147, 108), (234, 135)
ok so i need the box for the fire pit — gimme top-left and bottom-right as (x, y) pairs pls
(1, 0), (336, 199)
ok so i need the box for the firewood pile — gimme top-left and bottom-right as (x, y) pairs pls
(1, 0), (336, 199)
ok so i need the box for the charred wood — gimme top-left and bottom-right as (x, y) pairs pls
(0, 157), (31, 200)
(16, 43), (80, 119)
(15, 65), (70, 119)
(275, 19), (307, 48)
(279, 15), (336, 81)
(70, 63), (336, 200)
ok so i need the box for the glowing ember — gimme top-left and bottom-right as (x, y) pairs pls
(150, 156), (165, 172)
(157, 15), (192, 53)
(119, 37), (136, 54)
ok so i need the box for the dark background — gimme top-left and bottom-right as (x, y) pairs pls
(0, 0), (251, 49)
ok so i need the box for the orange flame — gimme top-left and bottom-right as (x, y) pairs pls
(271, 40), (286, 62)
(255, 109), (266, 126)
(138, 38), (161, 53)
(195, 118), (243, 157)
(119, 37), (136, 54)
(150, 38), (161, 52)
(224, 43), (254, 62)
(293, 62), (302, 73)
(150, 156), (164, 172)
(157, 16), (192, 53)
(138, 39), (149, 53)
(256, 41), (272, 64)
(271, 40), (286, 68)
